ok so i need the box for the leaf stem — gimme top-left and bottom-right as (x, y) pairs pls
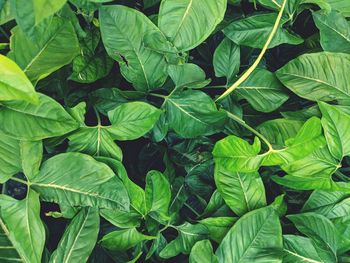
(184, 202), (201, 218)
(215, 0), (288, 102)
(149, 93), (167, 99)
(9, 177), (29, 185)
(0, 26), (9, 40)
(225, 111), (274, 151)
(93, 107), (101, 126)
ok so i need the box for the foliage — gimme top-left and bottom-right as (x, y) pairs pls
(1, 0), (350, 262)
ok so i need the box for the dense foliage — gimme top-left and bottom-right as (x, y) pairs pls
(1, 0), (350, 262)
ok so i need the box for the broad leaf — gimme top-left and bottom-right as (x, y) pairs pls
(214, 169), (266, 216)
(8, 17), (79, 83)
(236, 68), (289, 113)
(31, 152), (130, 210)
(223, 13), (303, 48)
(0, 54), (38, 104)
(313, 10), (350, 54)
(108, 102), (161, 141)
(100, 5), (168, 91)
(189, 240), (218, 263)
(101, 228), (154, 251)
(198, 217), (237, 243)
(0, 93), (78, 140)
(168, 63), (209, 89)
(158, 0), (227, 51)
(276, 52), (350, 105)
(283, 235), (323, 263)
(165, 90), (227, 138)
(0, 190), (45, 263)
(216, 206), (283, 263)
(50, 207), (100, 263)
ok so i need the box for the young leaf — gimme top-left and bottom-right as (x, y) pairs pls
(216, 206), (283, 263)
(0, 190), (45, 263)
(158, 0), (227, 51)
(0, 54), (39, 104)
(198, 217), (237, 243)
(168, 63), (209, 89)
(50, 207), (100, 263)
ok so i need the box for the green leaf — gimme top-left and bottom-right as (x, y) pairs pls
(276, 52), (350, 105)
(283, 235), (323, 263)
(302, 189), (350, 219)
(108, 102), (161, 141)
(145, 170), (171, 219)
(0, 93), (78, 140)
(257, 119), (304, 148)
(223, 13), (303, 49)
(213, 37), (240, 83)
(101, 228), (154, 251)
(165, 90), (227, 138)
(236, 68), (289, 113)
(8, 17), (79, 83)
(313, 10), (350, 54)
(100, 208), (141, 229)
(0, 190), (45, 263)
(213, 136), (263, 173)
(327, 0), (350, 17)
(287, 213), (339, 262)
(159, 223), (209, 258)
(68, 127), (123, 160)
(198, 217), (237, 243)
(189, 240), (218, 263)
(216, 206), (283, 263)
(214, 169), (266, 216)
(158, 0), (227, 51)
(31, 152), (130, 210)
(319, 102), (350, 160)
(0, 54), (39, 104)
(168, 63), (209, 89)
(99, 5), (168, 91)
(0, 0), (13, 25)
(49, 207), (100, 263)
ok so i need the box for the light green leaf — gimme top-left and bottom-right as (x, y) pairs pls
(283, 235), (323, 263)
(8, 17), (79, 83)
(213, 136), (263, 173)
(257, 119), (304, 148)
(100, 208), (141, 229)
(108, 102), (161, 141)
(213, 38), (240, 83)
(0, 93), (78, 140)
(223, 13), (303, 49)
(101, 228), (154, 251)
(236, 68), (289, 112)
(287, 213), (339, 262)
(99, 5), (168, 91)
(319, 102), (350, 160)
(159, 223), (209, 258)
(50, 207), (100, 263)
(327, 0), (350, 17)
(276, 52), (350, 105)
(165, 90), (227, 138)
(313, 10), (350, 54)
(214, 169), (266, 216)
(145, 170), (171, 219)
(0, 190), (45, 263)
(189, 240), (218, 263)
(0, 0), (13, 25)
(0, 54), (39, 104)
(216, 206), (283, 263)
(31, 152), (130, 210)
(158, 0), (227, 51)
